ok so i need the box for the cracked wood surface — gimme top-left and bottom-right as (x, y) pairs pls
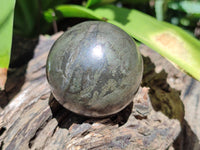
(0, 32), (184, 150)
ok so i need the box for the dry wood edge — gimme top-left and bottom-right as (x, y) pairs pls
(0, 32), (184, 150)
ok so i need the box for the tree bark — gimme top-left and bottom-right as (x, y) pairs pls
(0, 32), (184, 150)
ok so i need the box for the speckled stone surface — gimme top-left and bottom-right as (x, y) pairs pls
(46, 21), (143, 117)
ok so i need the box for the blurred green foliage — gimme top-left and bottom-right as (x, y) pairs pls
(13, 0), (69, 37)
(167, 1), (200, 33)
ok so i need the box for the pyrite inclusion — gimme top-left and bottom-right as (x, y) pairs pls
(46, 21), (143, 117)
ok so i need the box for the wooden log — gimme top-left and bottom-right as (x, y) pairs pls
(0, 32), (184, 150)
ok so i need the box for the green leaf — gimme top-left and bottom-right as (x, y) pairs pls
(85, 0), (116, 8)
(44, 5), (102, 22)
(86, 0), (101, 8)
(0, 0), (16, 68)
(44, 4), (200, 81)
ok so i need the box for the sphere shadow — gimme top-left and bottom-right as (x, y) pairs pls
(48, 94), (133, 129)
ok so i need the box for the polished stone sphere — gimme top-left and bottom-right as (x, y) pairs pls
(46, 21), (143, 117)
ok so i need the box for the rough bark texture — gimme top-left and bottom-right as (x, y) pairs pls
(141, 45), (200, 150)
(0, 32), (186, 150)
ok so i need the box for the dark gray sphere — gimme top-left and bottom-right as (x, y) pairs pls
(46, 21), (143, 117)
